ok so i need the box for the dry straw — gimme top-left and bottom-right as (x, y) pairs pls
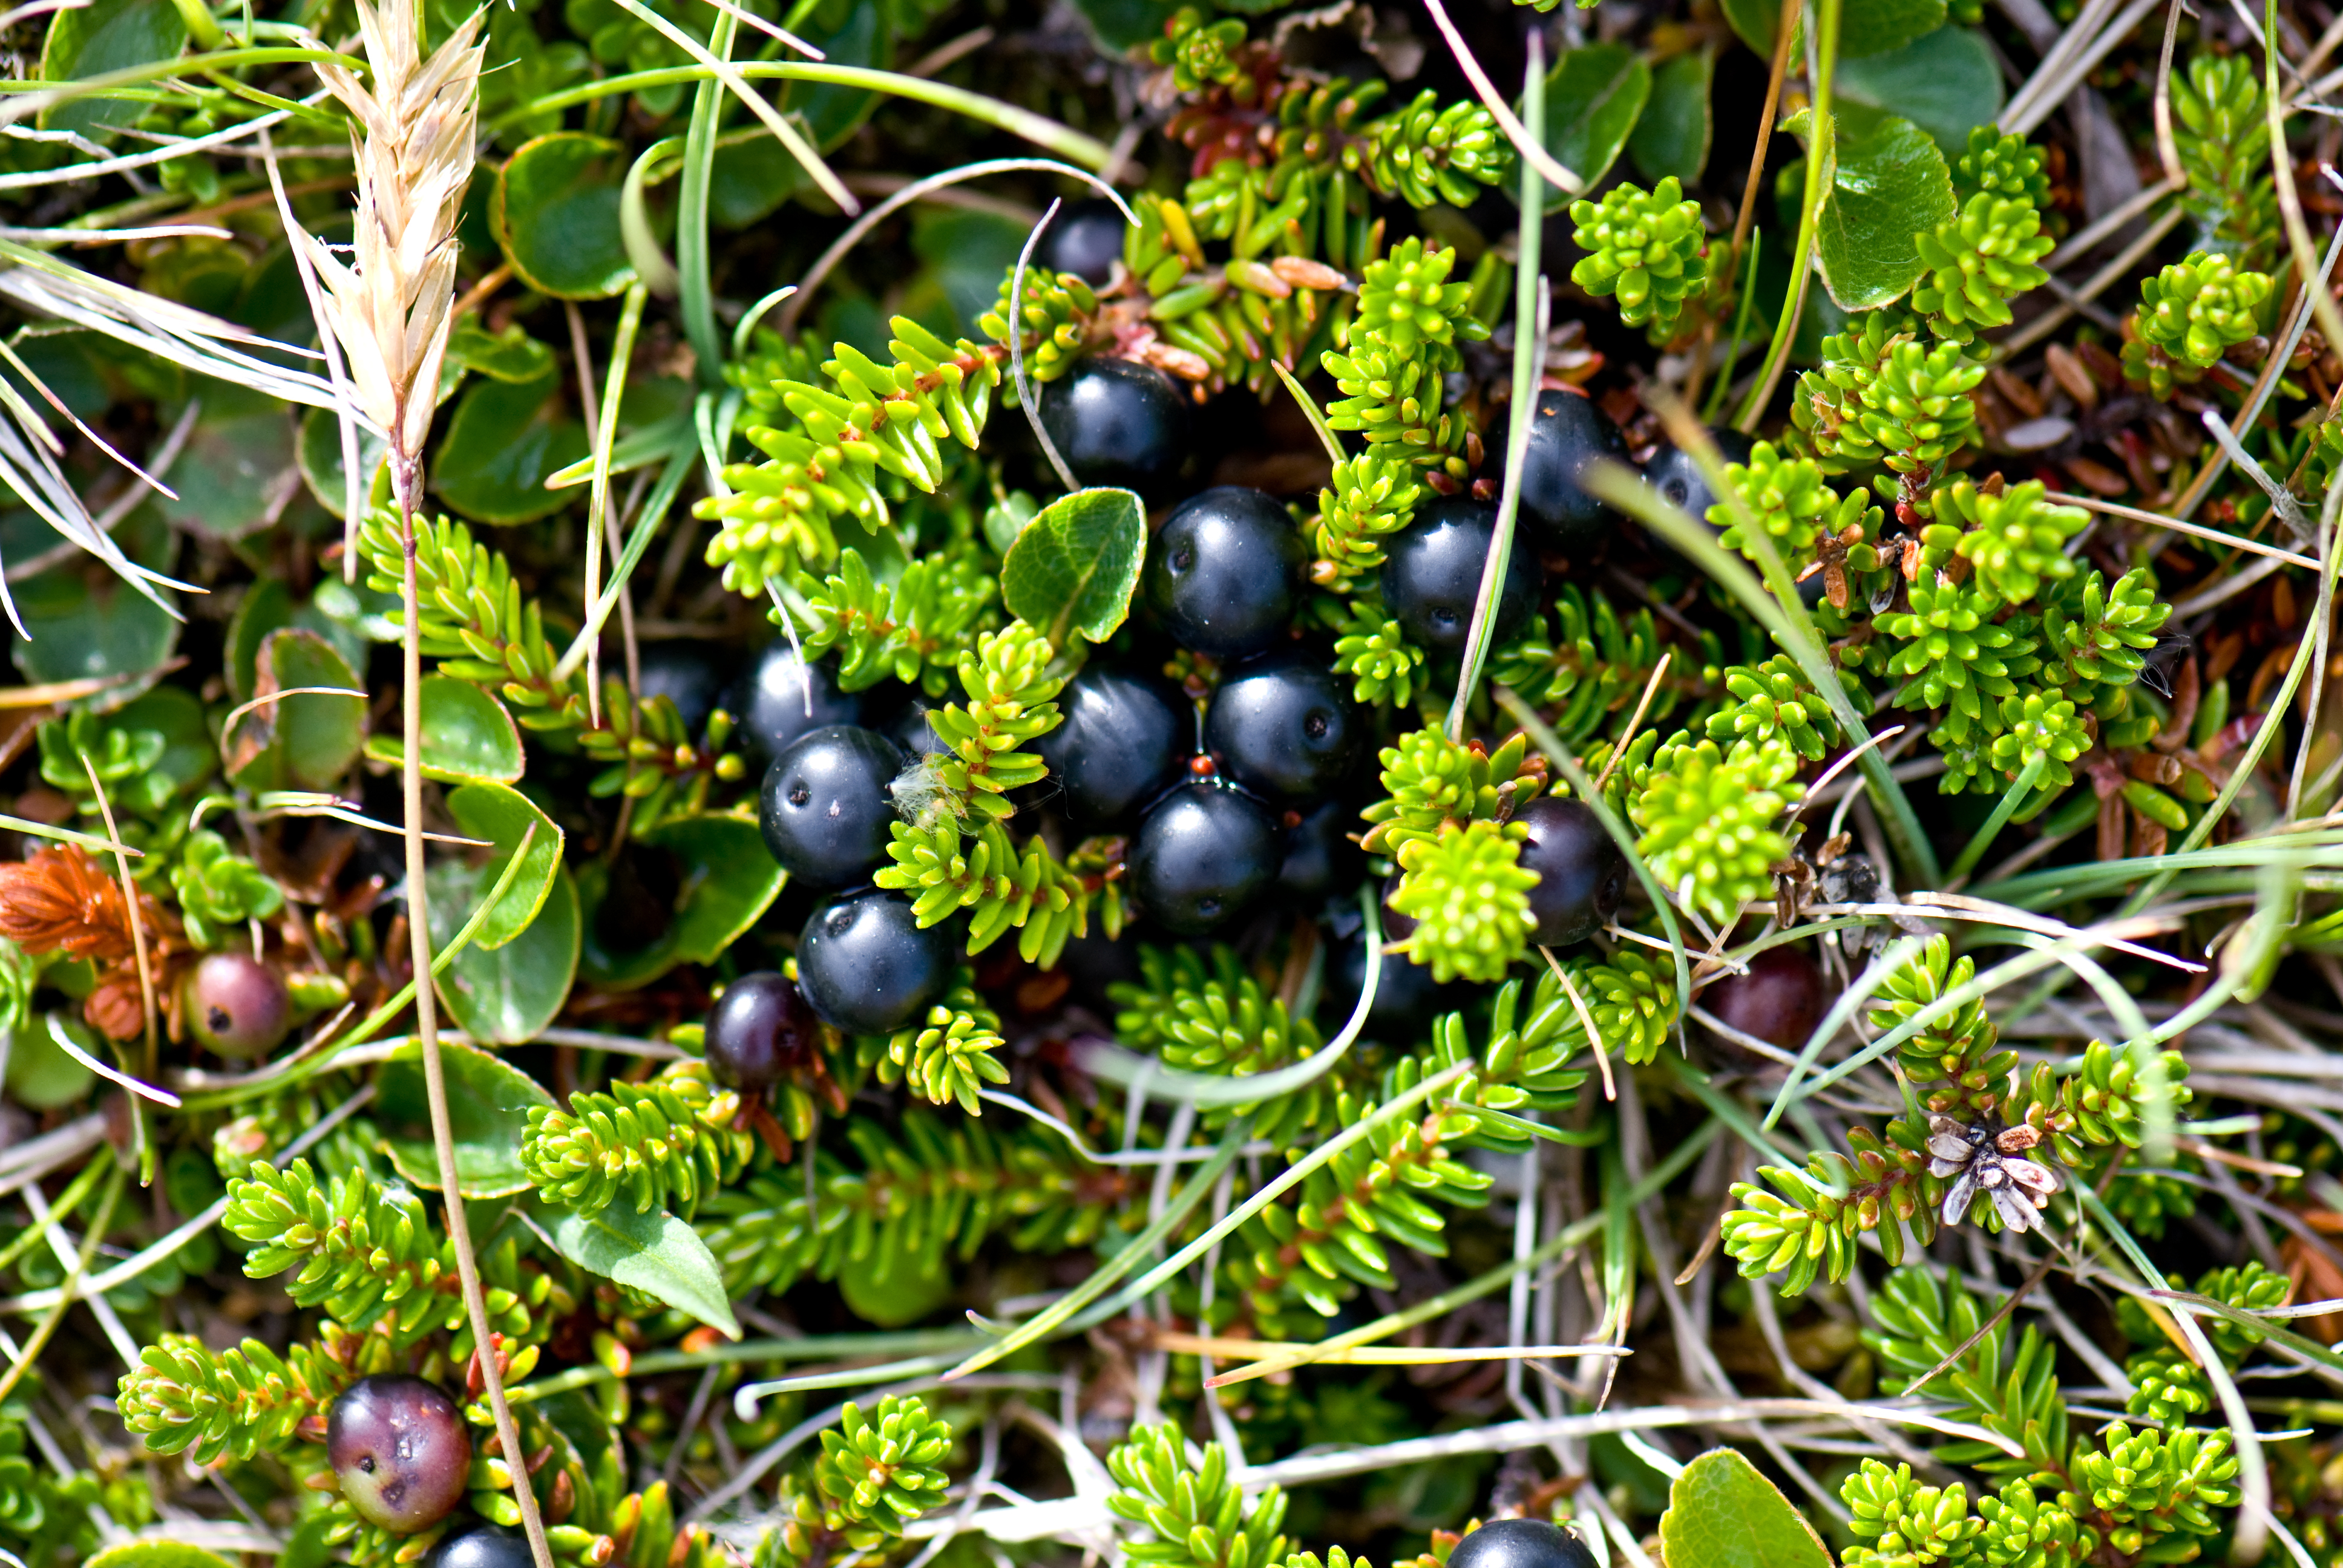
(300, 5), (556, 1565)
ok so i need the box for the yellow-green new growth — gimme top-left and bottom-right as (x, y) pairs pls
(1391, 819), (1538, 984)
(1570, 175), (1707, 337)
(2123, 250), (2273, 398)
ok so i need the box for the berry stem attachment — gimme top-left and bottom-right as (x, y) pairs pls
(1447, 35), (1547, 743)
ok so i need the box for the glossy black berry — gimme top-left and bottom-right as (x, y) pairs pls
(1447, 1518), (1599, 1568)
(1378, 497), (1540, 650)
(637, 641), (725, 737)
(1038, 357), (1190, 495)
(1704, 946), (1826, 1051)
(1643, 425), (1755, 527)
(704, 970), (819, 1089)
(1277, 797), (1363, 903)
(758, 725), (905, 889)
(1038, 197), (1129, 286)
(1129, 783), (1279, 935)
(887, 695), (950, 762)
(1145, 486), (1303, 660)
(1516, 388), (1628, 551)
(1203, 647), (1360, 802)
(182, 953), (290, 1059)
(1515, 797), (1627, 947)
(326, 1374), (471, 1534)
(425, 1527), (532, 1568)
(1033, 667), (1187, 827)
(730, 643), (864, 765)
(796, 889), (954, 1034)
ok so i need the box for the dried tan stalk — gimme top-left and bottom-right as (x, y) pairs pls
(302, 7), (554, 1567)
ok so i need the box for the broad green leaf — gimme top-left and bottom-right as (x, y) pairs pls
(223, 578), (294, 704)
(430, 369), (589, 524)
(1841, 0), (1947, 57)
(9, 505), (179, 705)
(38, 0), (186, 133)
(839, 1244), (952, 1327)
(87, 1543), (241, 1568)
(578, 815), (786, 990)
(493, 132), (635, 300)
(5, 1011), (94, 1110)
(446, 318), (558, 384)
(1659, 1448), (1832, 1568)
(226, 629), (365, 793)
(151, 402), (298, 542)
(364, 675), (526, 785)
(1792, 103), (1955, 312)
(1720, 0), (1778, 54)
(1630, 46), (1715, 186)
(547, 1201), (741, 1338)
(1837, 25), (2004, 152)
(376, 1038), (559, 1198)
(983, 491), (1038, 555)
(783, 0), (883, 149)
(1537, 44), (1651, 211)
(431, 861), (580, 1045)
(297, 403), (387, 521)
(1002, 487), (1146, 646)
(108, 685), (212, 810)
(710, 135), (807, 230)
(1064, 0), (1181, 51)
(444, 782), (566, 950)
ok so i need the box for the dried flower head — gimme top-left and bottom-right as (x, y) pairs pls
(0, 844), (146, 962)
(301, 0), (485, 510)
(1927, 1112), (2059, 1233)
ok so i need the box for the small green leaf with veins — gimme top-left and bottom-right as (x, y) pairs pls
(1838, 0), (1946, 58)
(547, 1200), (741, 1339)
(1660, 1448), (1832, 1568)
(1837, 25), (2005, 154)
(1791, 103), (1955, 312)
(376, 1039), (558, 1198)
(1001, 486), (1147, 646)
(1538, 42), (1652, 208)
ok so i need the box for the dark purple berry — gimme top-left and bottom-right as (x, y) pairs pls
(1277, 797), (1363, 903)
(425, 1527), (532, 1568)
(636, 641), (725, 737)
(758, 725), (905, 889)
(1447, 1518), (1599, 1568)
(1033, 667), (1187, 828)
(326, 1374), (471, 1534)
(1516, 797), (1627, 947)
(1038, 357), (1190, 495)
(887, 695), (951, 762)
(1516, 388), (1628, 551)
(1145, 486), (1303, 661)
(182, 953), (290, 1059)
(1128, 782), (1279, 935)
(704, 970), (819, 1089)
(1704, 946), (1827, 1051)
(730, 643), (865, 766)
(1378, 497), (1540, 650)
(1202, 647), (1360, 802)
(1642, 425), (1755, 529)
(796, 889), (954, 1035)
(1038, 197), (1129, 287)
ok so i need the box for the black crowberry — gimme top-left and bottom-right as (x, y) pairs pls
(1446, 1518), (1599, 1568)
(1202, 647), (1361, 802)
(1515, 797), (1627, 947)
(1032, 667), (1187, 826)
(1277, 797), (1363, 903)
(1145, 486), (1303, 660)
(796, 889), (954, 1034)
(1643, 425), (1755, 528)
(1038, 197), (1129, 286)
(1516, 388), (1628, 550)
(326, 1374), (471, 1534)
(703, 970), (819, 1089)
(758, 725), (905, 889)
(730, 642), (864, 765)
(886, 695), (950, 762)
(425, 1528), (533, 1568)
(182, 953), (291, 1059)
(1378, 497), (1541, 650)
(636, 641), (726, 737)
(1129, 782), (1280, 935)
(1704, 945), (1826, 1051)
(1038, 357), (1190, 494)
